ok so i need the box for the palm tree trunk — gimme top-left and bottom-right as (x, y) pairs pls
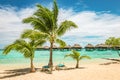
(30, 57), (35, 72)
(76, 60), (79, 68)
(48, 42), (53, 67)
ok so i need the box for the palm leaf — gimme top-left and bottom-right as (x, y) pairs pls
(53, 0), (58, 29)
(3, 44), (16, 55)
(56, 38), (66, 47)
(34, 39), (46, 47)
(35, 4), (54, 32)
(21, 29), (48, 40)
(79, 55), (91, 60)
(57, 20), (78, 36)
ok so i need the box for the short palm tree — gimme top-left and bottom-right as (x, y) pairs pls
(3, 29), (46, 72)
(65, 50), (91, 68)
(22, 0), (78, 68)
(105, 37), (120, 57)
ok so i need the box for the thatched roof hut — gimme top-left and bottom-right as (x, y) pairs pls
(59, 45), (71, 51)
(95, 44), (108, 48)
(95, 44), (108, 50)
(85, 44), (94, 48)
(85, 44), (95, 51)
(36, 46), (43, 50)
(64, 45), (71, 49)
(71, 44), (82, 50)
(43, 46), (49, 50)
(53, 45), (58, 49)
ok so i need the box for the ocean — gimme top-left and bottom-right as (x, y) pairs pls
(0, 49), (119, 64)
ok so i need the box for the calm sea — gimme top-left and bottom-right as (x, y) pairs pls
(0, 49), (119, 64)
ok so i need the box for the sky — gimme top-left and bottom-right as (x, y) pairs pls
(0, 0), (120, 48)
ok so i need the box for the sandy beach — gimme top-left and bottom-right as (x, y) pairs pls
(0, 59), (120, 80)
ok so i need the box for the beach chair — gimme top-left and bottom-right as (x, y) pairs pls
(41, 65), (50, 71)
(55, 64), (67, 70)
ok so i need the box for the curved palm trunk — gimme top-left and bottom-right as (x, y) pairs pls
(48, 42), (53, 67)
(76, 60), (79, 68)
(30, 57), (35, 72)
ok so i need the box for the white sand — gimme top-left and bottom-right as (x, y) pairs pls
(0, 59), (120, 80)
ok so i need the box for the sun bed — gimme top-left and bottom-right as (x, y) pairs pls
(41, 65), (50, 71)
(55, 64), (67, 70)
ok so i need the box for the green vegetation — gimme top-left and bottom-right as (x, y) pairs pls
(3, 29), (46, 72)
(65, 50), (91, 68)
(105, 37), (120, 57)
(22, 0), (78, 68)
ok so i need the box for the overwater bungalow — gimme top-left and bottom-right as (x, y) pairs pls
(43, 46), (49, 50)
(95, 44), (108, 51)
(36, 46), (43, 50)
(110, 45), (120, 50)
(59, 45), (71, 51)
(85, 44), (95, 51)
(71, 44), (82, 50)
(115, 46), (120, 50)
(53, 45), (58, 50)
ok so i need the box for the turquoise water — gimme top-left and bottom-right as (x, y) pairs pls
(0, 49), (119, 64)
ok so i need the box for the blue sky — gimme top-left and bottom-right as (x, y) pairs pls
(0, 0), (120, 14)
(0, 0), (120, 48)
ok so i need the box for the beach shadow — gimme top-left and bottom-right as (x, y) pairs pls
(102, 58), (120, 62)
(100, 62), (119, 65)
(60, 67), (86, 71)
(0, 68), (40, 79)
(100, 58), (120, 65)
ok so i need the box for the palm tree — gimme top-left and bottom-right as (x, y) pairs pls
(65, 50), (91, 68)
(105, 37), (120, 57)
(22, 0), (78, 68)
(3, 29), (46, 72)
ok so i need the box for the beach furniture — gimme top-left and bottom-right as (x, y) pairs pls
(55, 64), (67, 70)
(41, 65), (50, 71)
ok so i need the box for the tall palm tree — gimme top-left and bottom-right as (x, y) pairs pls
(3, 29), (46, 72)
(105, 37), (120, 57)
(65, 50), (91, 68)
(22, 0), (78, 67)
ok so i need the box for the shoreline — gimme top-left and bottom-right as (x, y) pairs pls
(0, 58), (120, 80)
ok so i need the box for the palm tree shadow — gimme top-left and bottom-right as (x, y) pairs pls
(0, 68), (37, 79)
(100, 58), (120, 65)
(65, 67), (86, 70)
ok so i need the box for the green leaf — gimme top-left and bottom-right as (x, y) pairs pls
(57, 20), (78, 36)
(56, 38), (66, 47)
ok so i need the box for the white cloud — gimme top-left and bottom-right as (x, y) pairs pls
(0, 7), (35, 48)
(58, 9), (120, 46)
(0, 6), (120, 48)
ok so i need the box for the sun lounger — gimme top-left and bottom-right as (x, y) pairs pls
(55, 64), (67, 70)
(41, 65), (50, 71)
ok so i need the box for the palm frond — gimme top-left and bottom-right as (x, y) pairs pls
(3, 44), (16, 55)
(56, 38), (66, 47)
(57, 20), (78, 36)
(53, 0), (58, 28)
(35, 4), (54, 32)
(64, 53), (74, 58)
(34, 39), (46, 47)
(23, 16), (48, 32)
(65, 50), (91, 61)
(65, 50), (79, 60)
(21, 29), (48, 40)
(79, 55), (91, 60)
